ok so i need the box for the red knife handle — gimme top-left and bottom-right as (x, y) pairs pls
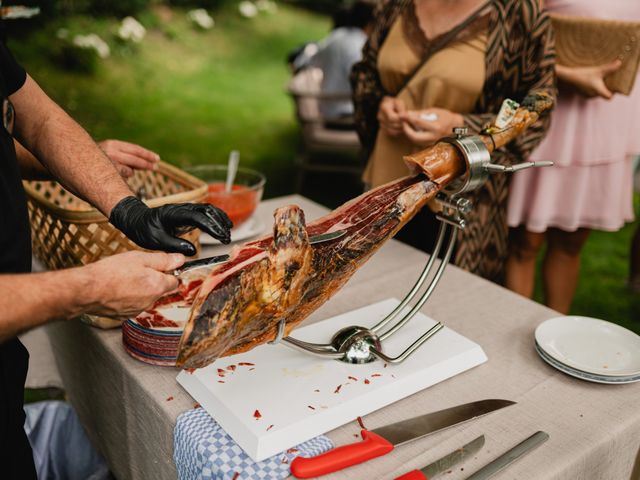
(395, 470), (428, 480)
(290, 430), (394, 478)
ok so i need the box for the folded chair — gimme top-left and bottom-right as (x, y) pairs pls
(286, 68), (362, 192)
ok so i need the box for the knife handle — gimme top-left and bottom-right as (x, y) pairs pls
(395, 470), (428, 480)
(290, 430), (394, 478)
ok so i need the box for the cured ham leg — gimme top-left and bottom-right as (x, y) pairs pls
(177, 176), (440, 367)
(176, 93), (553, 368)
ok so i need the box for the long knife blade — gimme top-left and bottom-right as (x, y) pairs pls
(463, 431), (549, 480)
(175, 229), (347, 276)
(290, 399), (514, 479)
(373, 399), (515, 447)
(395, 435), (485, 480)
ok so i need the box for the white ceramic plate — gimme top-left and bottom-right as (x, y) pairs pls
(535, 316), (640, 377)
(200, 215), (266, 245)
(535, 342), (640, 384)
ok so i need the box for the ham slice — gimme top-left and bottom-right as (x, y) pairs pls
(176, 93), (553, 368)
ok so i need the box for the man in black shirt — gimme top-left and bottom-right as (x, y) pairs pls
(0, 43), (232, 477)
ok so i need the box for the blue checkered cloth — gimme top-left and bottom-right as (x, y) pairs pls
(174, 407), (335, 480)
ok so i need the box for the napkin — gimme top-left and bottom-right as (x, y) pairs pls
(174, 407), (335, 480)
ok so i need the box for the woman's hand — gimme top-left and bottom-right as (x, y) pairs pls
(556, 60), (622, 99)
(99, 139), (160, 178)
(401, 108), (464, 147)
(377, 96), (407, 136)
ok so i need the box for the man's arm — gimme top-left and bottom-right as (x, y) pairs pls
(10, 75), (133, 216)
(15, 140), (51, 180)
(0, 251), (184, 342)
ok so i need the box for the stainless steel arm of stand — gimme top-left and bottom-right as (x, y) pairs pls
(484, 160), (554, 173)
(378, 226), (457, 342)
(280, 336), (345, 358)
(370, 322), (444, 363)
(371, 221), (448, 334)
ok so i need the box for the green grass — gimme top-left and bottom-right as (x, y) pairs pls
(9, 3), (331, 199)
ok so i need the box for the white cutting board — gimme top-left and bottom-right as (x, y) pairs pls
(177, 298), (487, 461)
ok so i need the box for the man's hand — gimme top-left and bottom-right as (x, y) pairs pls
(0, 251), (186, 340)
(557, 60), (622, 99)
(109, 196), (232, 256)
(81, 251), (184, 318)
(99, 139), (160, 178)
(377, 96), (407, 136)
(401, 108), (464, 147)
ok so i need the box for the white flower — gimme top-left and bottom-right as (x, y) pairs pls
(187, 9), (214, 29)
(56, 28), (69, 39)
(118, 16), (146, 43)
(238, 1), (258, 18)
(255, 0), (277, 13)
(72, 33), (110, 58)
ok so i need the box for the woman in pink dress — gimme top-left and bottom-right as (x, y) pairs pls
(506, 0), (640, 313)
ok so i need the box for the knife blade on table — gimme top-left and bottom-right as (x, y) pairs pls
(290, 399), (515, 479)
(173, 230), (347, 276)
(463, 431), (549, 480)
(395, 435), (485, 480)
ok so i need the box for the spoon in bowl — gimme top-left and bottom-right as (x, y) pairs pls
(225, 150), (240, 193)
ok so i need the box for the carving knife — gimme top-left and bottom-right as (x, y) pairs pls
(463, 431), (549, 480)
(290, 399), (515, 479)
(174, 230), (347, 276)
(395, 435), (485, 480)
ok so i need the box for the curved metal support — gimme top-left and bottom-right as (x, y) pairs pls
(280, 336), (344, 359)
(369, 322), (444, 364)
(371, 221), (448, 334)
(378, 227), (457, 341)
(281, 335), (334, 351)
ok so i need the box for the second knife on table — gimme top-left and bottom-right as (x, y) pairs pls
(395, 435), (485, 480)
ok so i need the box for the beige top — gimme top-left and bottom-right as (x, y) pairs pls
(363, 12), (488, 187)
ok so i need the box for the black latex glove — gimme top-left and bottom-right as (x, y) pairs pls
(109, 196), (232, 256)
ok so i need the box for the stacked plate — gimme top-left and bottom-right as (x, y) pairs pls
(535, 316), (640, 384)
(122, 305), (188, 367)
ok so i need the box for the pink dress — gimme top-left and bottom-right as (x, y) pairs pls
(508, 0), (640, 232)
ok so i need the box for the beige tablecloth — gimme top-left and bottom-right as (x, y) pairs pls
(38, 195), (640, 480)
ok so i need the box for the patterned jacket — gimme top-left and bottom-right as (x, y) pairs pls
(350, 0), (556, 282)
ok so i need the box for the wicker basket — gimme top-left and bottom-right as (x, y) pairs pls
(24, 161), (207, 271)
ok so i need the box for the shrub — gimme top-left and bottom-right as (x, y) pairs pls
(165, 0), (228, 8)
(14, 0), (150, 18)
(53, 42), (99, 73)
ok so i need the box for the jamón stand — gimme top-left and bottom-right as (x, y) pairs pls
(272, 128), (552, 364)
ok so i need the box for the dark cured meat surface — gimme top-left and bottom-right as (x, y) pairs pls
(176, 174), (441, 368)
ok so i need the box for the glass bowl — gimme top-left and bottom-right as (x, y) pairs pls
(186, 165), (266, 228)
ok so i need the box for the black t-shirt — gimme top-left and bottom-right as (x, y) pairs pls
(0, 42), (38, 479)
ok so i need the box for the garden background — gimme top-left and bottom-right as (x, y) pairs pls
(8, 0), (639, 335)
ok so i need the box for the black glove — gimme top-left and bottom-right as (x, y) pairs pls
(109, 196), (232, 256)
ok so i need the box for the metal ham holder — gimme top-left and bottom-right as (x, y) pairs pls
(271, 127), (552, 365)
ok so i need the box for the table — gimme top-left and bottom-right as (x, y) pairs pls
(44, 195), (640, 480)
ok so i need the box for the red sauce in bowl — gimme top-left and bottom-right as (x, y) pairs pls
(207, 183), (258, 227)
